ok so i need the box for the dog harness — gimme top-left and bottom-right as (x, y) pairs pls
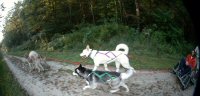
(98, 51), (117, 58)
(89, 50), (123, 63)
(89, 50), (117, 58)
(87, 71), (117, 82)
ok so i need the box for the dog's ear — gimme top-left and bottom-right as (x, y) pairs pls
(79, 64), (86, 72)
(79, 64), (82, 68)
(86, 45), (90, 50)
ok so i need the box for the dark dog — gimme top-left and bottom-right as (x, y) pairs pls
(73, 64), (134, 93)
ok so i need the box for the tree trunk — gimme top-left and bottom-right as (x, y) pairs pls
(79, 1), (85, 22)
(117, 0), (122, 22)
(135, 0), (140, 32)
(89, 0), (95, 24)
(114, 0), (118, 23)
(121, 1), (127, 24)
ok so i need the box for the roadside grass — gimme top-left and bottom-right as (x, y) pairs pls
(7, 49), (180, 70)
(132, 54), (178, 70)
(0, 57), (28, 96)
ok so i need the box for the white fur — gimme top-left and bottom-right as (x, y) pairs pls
(27, 51), (44, 72)
(72, 72), (78, 76)
(120, 69), (133, 80)
(80, 44), (136, 72)
(115, 43), (129, 55)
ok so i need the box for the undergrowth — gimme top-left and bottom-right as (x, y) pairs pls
(0, 52), (28, 96)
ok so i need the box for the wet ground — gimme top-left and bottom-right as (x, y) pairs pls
(4, 55), (195, 96)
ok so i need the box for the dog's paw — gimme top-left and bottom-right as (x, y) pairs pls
(116, 69), (119, 72)
(110, 89), (119, 93)
(83, 86), (90, 90)
(83, 87), (86, 90)
(126, 89), (129, 92)
(72, 72), (78, 76)
(133, 70), (136, 73)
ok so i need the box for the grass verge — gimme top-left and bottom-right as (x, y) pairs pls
(7, 50), (180, 70)
(0, 56), (28, 96)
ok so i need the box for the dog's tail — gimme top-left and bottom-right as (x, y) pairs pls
(115, 43), (129, 55)
(120, 69), (135, 80)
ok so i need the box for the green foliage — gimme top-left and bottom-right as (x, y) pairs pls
(3, 31), (28, 49)
(0, 52), (27, 96)
(33, 23), (137, 51)
(138, 26), (193, 55)
(48, 37), (64, 50)
(14, 40), (36, 51)
(1, 0), (195, 56)
(73, 23), (137, 49)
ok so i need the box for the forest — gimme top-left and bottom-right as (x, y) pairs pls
(1, 1), (200, 95)
(0, 0), (197, 55)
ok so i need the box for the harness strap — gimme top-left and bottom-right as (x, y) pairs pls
(87, 71), (116, 82)
(110, 51), (117, 57)
(89, 50), (99, 59)
(88, 50), (93, 57)
(94, 51), (98, 57)
(97, 51), (117, 58)
(90, 51), (123, 64)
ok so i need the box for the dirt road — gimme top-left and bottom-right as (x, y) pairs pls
(4, 55), (195, 96)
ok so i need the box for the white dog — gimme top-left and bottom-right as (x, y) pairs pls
(26, 51), (45, 72)
(80, 44), (136, 72)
